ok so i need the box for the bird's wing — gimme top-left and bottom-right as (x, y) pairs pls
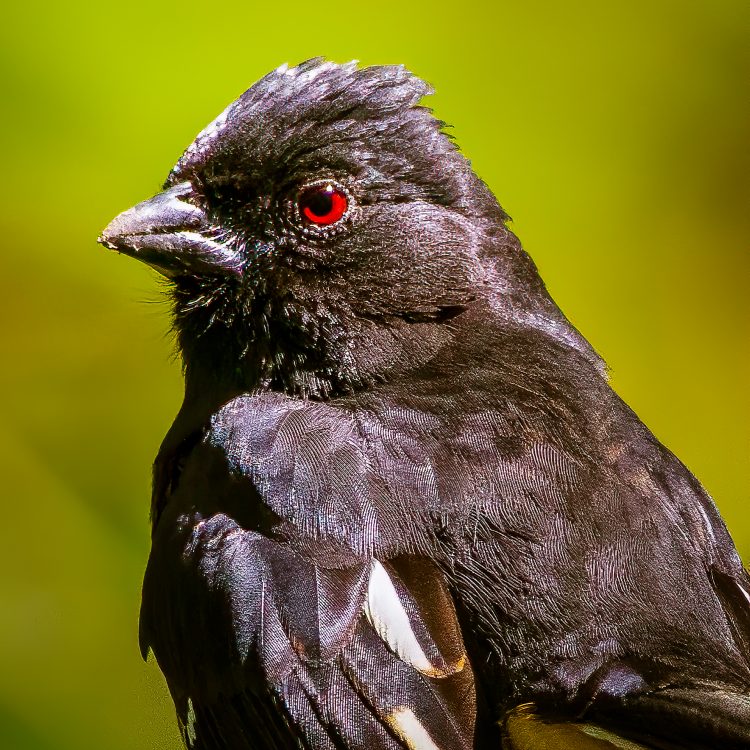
(350, 364), (750, 748)
(143, 387), (750, 749)
(140, 395), (475, 750)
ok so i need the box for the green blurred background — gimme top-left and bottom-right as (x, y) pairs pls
(1, 0), (748, 747)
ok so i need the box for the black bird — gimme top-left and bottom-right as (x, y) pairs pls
(99, 59), (750, 749)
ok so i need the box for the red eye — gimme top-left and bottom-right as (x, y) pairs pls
(299, 183), (348, 226)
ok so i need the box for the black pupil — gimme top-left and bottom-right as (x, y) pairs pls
(305, 189), (333, 217)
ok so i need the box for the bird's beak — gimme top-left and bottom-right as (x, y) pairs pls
(98, 182), (242, 277)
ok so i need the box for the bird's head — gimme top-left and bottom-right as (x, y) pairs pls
(100, 59), (577, 398)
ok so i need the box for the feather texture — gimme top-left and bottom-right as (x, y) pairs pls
(98, 59), (750, 749)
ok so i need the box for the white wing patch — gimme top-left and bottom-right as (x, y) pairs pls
(364, 559), (434, 675)
(185, 697), (197, 747)
(388, 706), (442, 750)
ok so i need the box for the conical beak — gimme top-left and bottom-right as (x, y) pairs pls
(98, 182), (242, 277)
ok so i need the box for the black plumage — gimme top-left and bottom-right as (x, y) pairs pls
(99, 59), (750, 749)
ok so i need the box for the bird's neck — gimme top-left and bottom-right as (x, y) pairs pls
(178, 324), (351, 402)
(173, 283), (457, 404)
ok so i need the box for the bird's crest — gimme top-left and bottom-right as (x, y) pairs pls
(169, 58), (435, 185)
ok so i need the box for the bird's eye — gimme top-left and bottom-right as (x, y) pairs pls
(298, 183), (349, 227)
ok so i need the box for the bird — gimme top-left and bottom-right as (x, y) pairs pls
(99, 59), (750, 749)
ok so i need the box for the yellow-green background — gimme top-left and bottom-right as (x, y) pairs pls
(1, 1), (748, 748)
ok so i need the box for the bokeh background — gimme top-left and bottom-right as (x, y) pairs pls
(1, 1), (748, 748)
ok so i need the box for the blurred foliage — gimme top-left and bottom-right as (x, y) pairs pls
(0, 0), (748, 748)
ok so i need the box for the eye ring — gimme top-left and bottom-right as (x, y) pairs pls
(297, 180), (351, 229)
